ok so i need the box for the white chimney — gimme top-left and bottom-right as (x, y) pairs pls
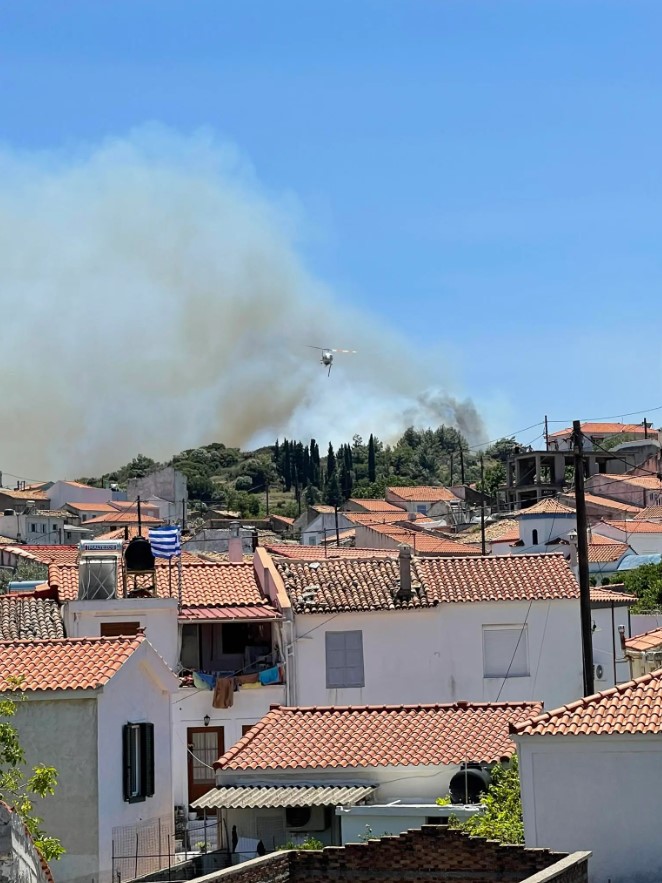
(228, 521), (243, 563)
(397, 544), (413, 600)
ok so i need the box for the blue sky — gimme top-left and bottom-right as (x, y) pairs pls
(2, 0), (662, 448)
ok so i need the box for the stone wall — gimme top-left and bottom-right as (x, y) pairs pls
(167, 825), (590, 883)
(0, 802), (52, 883)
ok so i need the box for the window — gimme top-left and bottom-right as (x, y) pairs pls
(531, 529), (539, 545)
(101, 621), (140, 638)
(180, 622), (272, 672)
(122, 722), (155, 803)
(483, 626), (529, 678)
(30, 524), (36, 533)
(241, 724), (254, 737)
(416, 504), (428, 514)
(325, 630), (364, 688)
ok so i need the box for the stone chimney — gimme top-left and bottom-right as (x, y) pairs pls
(397, 544), (413, 601)
(228, 521), (243, 563)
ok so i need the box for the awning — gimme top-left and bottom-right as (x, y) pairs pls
(179, 605), (281, 621)
(192, 784), (375, 810)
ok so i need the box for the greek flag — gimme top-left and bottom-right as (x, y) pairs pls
(148, 525), (181, 559)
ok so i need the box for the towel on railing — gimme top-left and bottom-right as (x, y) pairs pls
(258, 665), (280, 686)
(192, 671), (216, 691)
(212, 676), (235, 708)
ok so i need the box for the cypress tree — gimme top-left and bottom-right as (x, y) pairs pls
(368, 434), (376, 482)
(327, 443), (337, 478)
(282, 439), (292, 491)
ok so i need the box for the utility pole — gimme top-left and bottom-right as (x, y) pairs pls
(573, 420), (594, 697)
(459, 446), (465, 485)
(544, 415), (549, 449)
(449, 453), (454, 486)
(265, 480), (270, 516)
(643, 418), (649, 439)
(479, 454), (486, 555)
(137, 495), (142, 537)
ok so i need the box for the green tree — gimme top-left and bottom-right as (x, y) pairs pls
(622, 562), (662, 611)
(368, 434), (376, 483)
(479, 462), (505, 498)
(235, 475), (252, 492)
(443, 756), (523, 845)
(326, 443), (337, 479)
(0, 682), (64, 860)
(304, 483), (321, 507)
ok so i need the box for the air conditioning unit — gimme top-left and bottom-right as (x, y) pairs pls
(285, 806), (327, 832)
(594, 664), (605, 682)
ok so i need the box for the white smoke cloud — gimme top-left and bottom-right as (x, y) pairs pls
(0, 125), (485, 479)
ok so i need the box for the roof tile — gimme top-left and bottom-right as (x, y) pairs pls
(215, 702), (542, 771)
(624, 628), (662, 652)
(387, 486), (459, 503)
(267, 544), (399, 560)
(0, 635), (143, 692)
(0, 595), (64, 640)
(512, 669), (662, 737)
(517, 499), (575, 516)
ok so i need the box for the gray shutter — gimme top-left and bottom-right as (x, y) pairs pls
(325, 631), (364, 688)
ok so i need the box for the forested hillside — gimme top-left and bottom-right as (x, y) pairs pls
(79, 428), (520, 519)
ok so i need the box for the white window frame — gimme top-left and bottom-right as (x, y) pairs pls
(482, 624), (530, 679)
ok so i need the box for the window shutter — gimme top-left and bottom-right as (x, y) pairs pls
(122, 724), (133, 802)
(325, 631), (364, 688)
(141, 723), (155, 798)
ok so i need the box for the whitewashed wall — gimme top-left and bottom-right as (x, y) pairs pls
(517, 733), (662, 883)
(97, 644), (177, 883)
(590, 603), (631, 688)
(293, 599), (583, 711)
(592, 522), (662, 555)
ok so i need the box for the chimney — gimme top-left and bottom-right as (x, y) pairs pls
(567, 529), (578, 569)
(618, 624), (626, 651)
(397, 544), (413, 601)
(251, 528), (259, 552)
(228, 521), (243, 563)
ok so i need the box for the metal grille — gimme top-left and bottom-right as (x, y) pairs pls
(112, 814), (175, 881)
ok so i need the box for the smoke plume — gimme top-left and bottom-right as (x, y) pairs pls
(0, 126), (485, 479)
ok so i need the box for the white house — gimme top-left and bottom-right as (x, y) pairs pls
(262, 549), (584, 711)
(46, 481), (113, 512)
(547, 421), (658, 452)
(300, 509), (356, 546)
(589, 585), (635, 687)
(0, 634), (177, 883)
(514, 498), (577, 552)
(591, 519), (662, 555)
(192, 701), (539, 853)
(514, 670), (662, 883)
(47, 547), (287, 820)
(0, 511), (90, 546)
(386, 486), (466, 520)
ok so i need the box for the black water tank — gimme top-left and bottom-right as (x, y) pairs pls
(449, 763), (491, 804)
(124, 537), (155, 573)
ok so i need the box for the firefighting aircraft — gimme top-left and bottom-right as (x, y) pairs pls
(307, 346), (357, 376)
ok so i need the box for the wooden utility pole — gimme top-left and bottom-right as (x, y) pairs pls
(544, 415), (549, 449)
(573, 420), (595, 697)
(479, 454), (486, 555)
(450, 453), (454, 486)
(459, 446), (465, 484)
(137, 495), (142, 537)
(643, 418), (649, 439)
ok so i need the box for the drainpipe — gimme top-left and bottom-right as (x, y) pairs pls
(611, 602), (617, 685)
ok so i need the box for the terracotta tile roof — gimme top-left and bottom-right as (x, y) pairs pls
(83, 511), (163, 526)
(64, 502), (116, 513)
(347, 499), (403, 513)
(343, 512), (413, 526)
(598, 519), (662, 534)
(549, 422), (654, 439)
(0, 635), (144, 692)
(563, 492), (641, 514)
(270, 515), (295, 525)
(387, 486), (458, 503)
(624, 628), (662, 652)
(215, 701), (542, 771)
(361, 524), (480, 556)
(267, 544), (399, 560)
(277, 553), (578, 613)
(590, 585), (636, 604)
(588, 541), (630, 563)
(416, 554), (580, 604)
(517, 498), (575, 516)
(634, 506), (662, 521)
(592, 473), (662, 490)
(5, 545), (78, 566)
(277, 557), (425, 613)
(512, 669), (662, 737)
(0, 595), (64, 640)
(0, 488), (50, 501)
(320, 528), (356, 545)
(455, 520), (520, 545)
(94, 526), (145, 541)
(48, 559), (275, 610)
(0, 535), (18, 545)
(60, 480), (101, 489)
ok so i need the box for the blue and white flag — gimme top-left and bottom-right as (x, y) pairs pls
(148, 525), (181, 559)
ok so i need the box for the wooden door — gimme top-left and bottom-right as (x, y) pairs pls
(187, 727), (224, 806)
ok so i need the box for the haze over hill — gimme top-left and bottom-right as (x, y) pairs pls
(0, 126), (484, 479)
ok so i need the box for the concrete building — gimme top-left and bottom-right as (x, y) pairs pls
(265, 551), (584, 711)
(585, 473), (662, 508)
(591, 519), (662, 555)
(46, 482), (113, 512)
(0, 802), (54, 883)
(0, 635), (177, 883)
(385, 486), (467, 521)
(127, 467), (188, 525)
(514, 670), (662, 883)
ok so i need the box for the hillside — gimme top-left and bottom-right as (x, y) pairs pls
(78, 427), (520, 519)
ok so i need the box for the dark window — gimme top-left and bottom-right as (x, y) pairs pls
(123, 723), (155, 803)
(241, 724), (254, 737)
(101, 622), (140, 638)
(325, 630), (364, 688)
(532, 529), (539, 545)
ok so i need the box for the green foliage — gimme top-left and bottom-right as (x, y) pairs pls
(0, 561), (48, 595)
(621, 562), (662, 612)
(304, 483), (321, 507)
(324, 472), (343, 509)
(368, 434), (376, 483)
(234, 475), (253, 492)
(0, 683), (64, 861)
(277, 836), (323, 851)
(449, 756), (524, 845)
(435, 795), (451, 805)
